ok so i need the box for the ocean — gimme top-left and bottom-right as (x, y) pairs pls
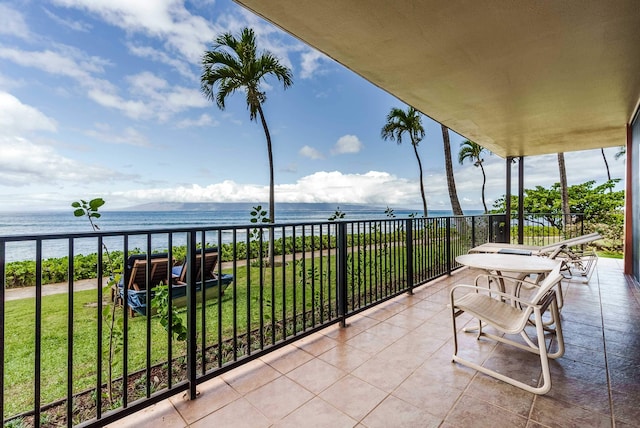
(0, 205), (482, 261)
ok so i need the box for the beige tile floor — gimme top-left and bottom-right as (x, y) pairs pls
(110, 257), (639, 427)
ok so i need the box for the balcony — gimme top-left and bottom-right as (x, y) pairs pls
(111, 257), (637, 427)
(0, 214), (634, 427)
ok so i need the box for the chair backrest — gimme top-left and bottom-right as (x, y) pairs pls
(124, 253), (169, 285)
(175, 249), (219, 283)
(539, 232), (601, 251)
(127, 257), (172, 291)
(530, 263), (563, 304)
(544, 244), (567, 260)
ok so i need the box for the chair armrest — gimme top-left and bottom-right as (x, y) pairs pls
(450, 283), (549, 309)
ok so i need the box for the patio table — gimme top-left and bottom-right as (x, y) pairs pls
(455, 253), (562, 331)
(456, 253), (559, 280)
(456, 253), (561, 298)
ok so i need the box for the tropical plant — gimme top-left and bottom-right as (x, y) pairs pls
(458, 139), (490, 213)
(249, 205), (269, 240)
(328, 207), (345, 221)
(384, 206), (395, 218)
(151, 284), (187, 341)
(615, 145), (626, 160)
(491, 179), (624, 246)
(381, 106), (428, 216)
(72, 198), (124, 404)
(441, 125), (463, 215)
(200, 27), (293, 225)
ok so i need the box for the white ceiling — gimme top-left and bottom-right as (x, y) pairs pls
(235, 0), (640, 158)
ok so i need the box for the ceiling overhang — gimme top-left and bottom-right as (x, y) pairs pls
(234, 0), (640, 158)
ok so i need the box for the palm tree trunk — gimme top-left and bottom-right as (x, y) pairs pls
(479, 162), (488, 213)
(557, 152), (570, 231)
(601, 148), (611, 181)
(412, 143), (428, 217)
(257, 105), (275, 224)
(257, 105), (275, 263)
(441, 125), (463, 215)
(601, 148), (612, 194)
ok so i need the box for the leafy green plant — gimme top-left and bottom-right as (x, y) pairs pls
(4, 418), (27, 428)
(384, 206), (396, 218)
(72, 197), (124, 404)
(151, 284), (187, 341)
(328, 207), (345, 221)
(250, 205), (269, 241)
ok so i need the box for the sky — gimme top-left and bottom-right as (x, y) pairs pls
(0, 0), (626, 214)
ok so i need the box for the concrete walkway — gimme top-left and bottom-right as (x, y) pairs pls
(4, 277), (107, 301)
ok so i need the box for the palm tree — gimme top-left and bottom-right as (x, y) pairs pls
(557, 152), (571, 230)
(381, 106), (428, 217)
(200, 27), (293, 224)
(458, 139), (490, 213)
(601, 148), (611, 181)
(441, 126), (463, 215)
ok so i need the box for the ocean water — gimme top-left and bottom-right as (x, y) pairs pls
(0, 207), (482, 261)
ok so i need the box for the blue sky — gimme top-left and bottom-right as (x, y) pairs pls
(0, 0), (626, 213)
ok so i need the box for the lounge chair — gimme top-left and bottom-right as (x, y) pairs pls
(171, 247), (221, 282)
(125, 249), (233, 317)
(450, 263), (565, 394)
(468, 232), (601, 254)
(115, 254), (177, 317)
(469, 232), (600, 281)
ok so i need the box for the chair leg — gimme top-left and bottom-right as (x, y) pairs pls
(451, 306), (459, 359)
(451, 305), (560, 395)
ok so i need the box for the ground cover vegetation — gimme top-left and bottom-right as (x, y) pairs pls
(4, 198), (470, 425)
(4, 233), (456, 425)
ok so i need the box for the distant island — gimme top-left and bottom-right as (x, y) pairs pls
(120, 202), (397, 212)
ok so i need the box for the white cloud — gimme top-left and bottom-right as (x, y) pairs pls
(84, 124), (150, 147)
(299, 49), (330, 79)
(175, 113), (219, 129)
(51, 0), (219, 63)
(331, 135), (363, 155)
(280, 163), (298, 173)
(111, 170), (423, 207)
(299, 145), (324, 160)
(126, 43), (196, 80)
(0, 4), (30, 39)
(0, 92), (57, 134)
(86, 88), (149, 119)
(0, 136), (127, 187)
(0, 43), (208, 122)
(43, 8), (92, 32)
(0, 46), (108, 82)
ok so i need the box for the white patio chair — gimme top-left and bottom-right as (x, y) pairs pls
(450, 264), (564, 394)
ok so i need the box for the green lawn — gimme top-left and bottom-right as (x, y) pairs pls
(1, 228), (463, 425)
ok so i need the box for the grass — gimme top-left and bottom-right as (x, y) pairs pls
(3, 243), (423, 419)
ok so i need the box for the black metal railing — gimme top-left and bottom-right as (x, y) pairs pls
(507, 213), (586, 246)
(0, 215), (491, 427)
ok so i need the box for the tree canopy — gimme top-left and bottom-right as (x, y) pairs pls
(492, 179), (624, 229)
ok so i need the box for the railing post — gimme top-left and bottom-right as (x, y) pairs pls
(186, 231), (198, 400)
(337, 222), (348, 327)
(471, 216), (476, 248)
(406, 219), (414, 294)
(446, 217), (452, 274)
(0, 241), (4, 423)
